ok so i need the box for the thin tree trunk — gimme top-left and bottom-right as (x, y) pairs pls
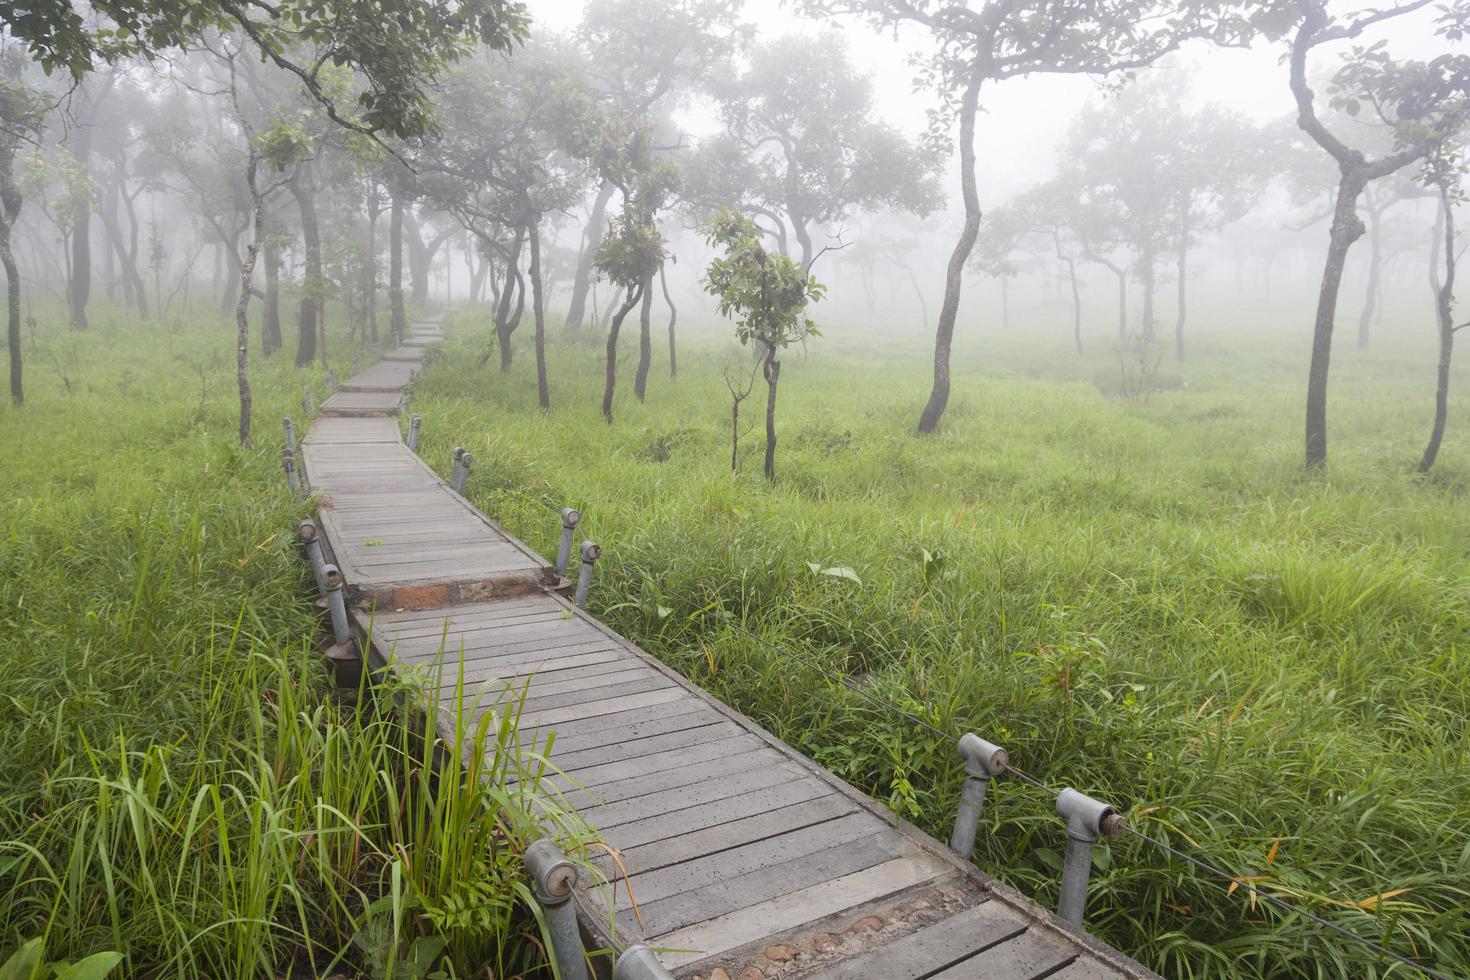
(1358, 196), (1382, 350)
(290, 170), (322, 367)
(1066, 256), (1082, 355)
(660, 263), (677, 377)
(903, 263), (929, 332)
(405, 210), (430, 303)
(763, 353), (780, 481)
(1306, 169), (1369, 469)
(634, 272), (653, 400)
(494, 226), (526, 371)
(1419, 190), (1456, 473)
(603, 284), (644, 423)
(68, 80), (102, 331)
(237, 156), (266, 448)
(530, 219), (549, 410)
(917, 68), (982, 432)
(1174, 210), (1188, 361)
(389, 190), (406, 344)
(566, 181), (615, 332)
(1000, 276), (1009, 332)
(262, 219), (282, 355)
(1, 177), (21, 404)
(365, 188), (379, 344)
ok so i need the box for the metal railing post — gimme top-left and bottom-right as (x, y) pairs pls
(950, 733), (1007, 859)
(575, 541), (601, 609)
(523, 840), (590, 980)
(353, 354), (362, 374)
(326, 368), (338, 391)
(281, 448), (300, 493)
(555, 508), (581, 578)
(283, 415), (296, 450)
(407, 414), (422, 453)
(452, 452), (473, 495)
(322, 563), (351, 648)
(303, 385), (316, 416)
(1055, 788), (1126, 927)
(613, 945), (675, 980)
(297, 519), (328, 597)
(449, 447), (465, 490)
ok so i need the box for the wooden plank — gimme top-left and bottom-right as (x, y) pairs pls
(525, 703), (725, 755)
(517, 686), (686, 730)
(803, 901), (1027, 980)
(654, 857), (950, 969)
(563, 746), (778, 809)
(928, 928), (1076, 980)
(588, 761), (808, 831)
(548, 731), (759, 790)
(551, 719), (744, 774)
(592, 792), (859, 877)
(1044, 960), (1128, 980)
(616, 832), (905, 937)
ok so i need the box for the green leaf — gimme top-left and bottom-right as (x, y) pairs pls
(0, 940), (44, 980)
(53, 953), (125, 980)
(807, 563), (862, 585)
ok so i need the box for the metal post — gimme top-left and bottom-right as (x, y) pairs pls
(297, 519), (328, 597)
(523, 840), (590, 980)
(950, 733), (1007, 859)
(282, 448), (300, 493)
(452, 452), (473, 495)
(449, 447), (465, 489)
(407, 415), (422, 452)
(283, 415), (296, 450)
(322, 563), (351, 648)
(614, 945), (675, 980)
(303, 385), (316, 416)
(575, 541), (601, 609)
(555, 508), (581, 578)
(353, 354), (362, 374)
(1055, 788), (1126, 927)
(326, 368), (338, 391)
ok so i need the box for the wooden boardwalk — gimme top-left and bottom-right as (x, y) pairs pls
(299, 319), (1160, 980)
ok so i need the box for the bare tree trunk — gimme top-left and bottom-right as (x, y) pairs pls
(1306, 169), (1369, 469)
(660, 263), (677, 378)
(1419, 190), (1456, 473)
(1, 192), (20, 405)
(634, 272), (654, 400)
(405, 210), (429, 303)
(1064, 255), (1082, 355)
(68, 79), (103, 331)
(1174, 209), (1189, 361)
(763, 352), (780, 481)
(566, 181), (616, 332)
(917, 66), (983, 434)
(530, 219), (549, 411)
(289, 169), (322, 367)
(603, 284), (644, 423)
(1140, 241), (1157, 345)
(237, 156), (266, 448)
(261, 218), (282, 355)
(494, 225), (526, 371)
(1358, 195), (1382, 350)
(1000, 276), (1009, 331)
(903, 262), (929, 332)
(388, 191), (406, 345)
(365, 186), (380, 344)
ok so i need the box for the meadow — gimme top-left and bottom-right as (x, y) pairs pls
(0, 308), (565, 979)
(412, 304), (1470, 980)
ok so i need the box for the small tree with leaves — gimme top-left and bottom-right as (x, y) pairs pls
(702, 208), (824, 481)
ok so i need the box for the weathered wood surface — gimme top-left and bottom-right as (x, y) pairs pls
(303, 316), (1161, 980)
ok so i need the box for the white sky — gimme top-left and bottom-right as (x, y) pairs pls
(523, 0), (1444, 203)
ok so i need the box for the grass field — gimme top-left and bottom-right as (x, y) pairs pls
(0, 308), (564, 979)
(412, 305), (1470, 980)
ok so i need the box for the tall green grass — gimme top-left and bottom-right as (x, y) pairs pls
(415, 310), (1470, 979)
(0, 309), (574, 978)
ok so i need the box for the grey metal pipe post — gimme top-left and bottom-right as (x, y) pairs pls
(407, 415), (422, 453)
(283, 415), (296, 450)
(449, 447), (465, 489)
(322, 563), (351, 648)
(282, 448), (300, 493)
(297, 519), (328, 596)
(353, 354), (362, 374)
(613, 945), (675, 980)
(452, 452), (473, 495)
(326, 368), (338, 391)
(1055, 787), (1126, 927)
(303, 385), (316, 416)
(575, 540), (601, 609)
(555, 508), (581, 578)
(950, 733), (1008, 859)
(523, 840), (590, 980)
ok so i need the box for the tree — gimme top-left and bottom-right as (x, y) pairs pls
(686, 32), (942, 270)
(6, 0), (528, 142)
(0, 53), (42, 405)
(1419, 140), (1467, 473)
(1271, 0), (1470, 468)
(562, 0), (745, 332)
(798, 0), (1248, 434)
(702, 208), (824, 481)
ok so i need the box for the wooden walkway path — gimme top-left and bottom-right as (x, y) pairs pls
(299, 318), (1160, 980)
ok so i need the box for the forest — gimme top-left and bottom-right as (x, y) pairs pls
(1, 0), (1468, 978)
